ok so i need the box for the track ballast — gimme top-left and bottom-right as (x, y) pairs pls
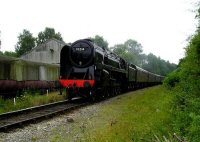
(0, 98), (88, 132)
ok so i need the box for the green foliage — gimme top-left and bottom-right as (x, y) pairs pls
(142, 53), (177, 76)
(13, 27), (63, 57)
(3, 51), (17, 57)
(163, 69), (180, 88)
(164, 6), (200, 141)
(112, 40), (176, 75)
(90, 35), (108, 49)
(0, 50), (18, 58)
(171, 29), (200, 141)
(15, 29), (35, 57)
(36, 27), (63, 45)
(112, 39), (143, 65)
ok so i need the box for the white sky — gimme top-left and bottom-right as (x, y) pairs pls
(0, 0), (198, 64)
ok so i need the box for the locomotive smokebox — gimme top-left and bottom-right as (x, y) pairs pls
(70, 39), (94, 68)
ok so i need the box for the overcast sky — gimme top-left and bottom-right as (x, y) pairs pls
(0, 0), (198, 64)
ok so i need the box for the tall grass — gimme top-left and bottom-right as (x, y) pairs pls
(0, 91), (66, 114)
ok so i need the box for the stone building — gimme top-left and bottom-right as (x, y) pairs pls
(21, 38), (66, 64)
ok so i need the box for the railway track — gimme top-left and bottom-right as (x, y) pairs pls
(0, 98), (88, 132)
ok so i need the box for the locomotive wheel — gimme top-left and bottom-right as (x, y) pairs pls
(114, 87), (117, 95)
(88, 90), (96, 102)
(102, 86), (108, 98)
(109, 88), (113, 96)
(89, 94), (96, 102)
(118, 87), (122, 94)
(95, 88), (103, 100)
(106, 87), (110, 98)
(67, 88), (72, 101)
(116, 87), (118, 95)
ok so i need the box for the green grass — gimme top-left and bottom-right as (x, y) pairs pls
(0, 91), (66, 114)
(82, 86), (173, 142)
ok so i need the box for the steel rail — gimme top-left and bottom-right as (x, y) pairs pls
(0, 98), (88, 132)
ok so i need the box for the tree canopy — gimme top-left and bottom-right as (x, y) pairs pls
(142, 53), (177, 76)
(36, 27), (63, 45)
(3, 51), (17, 57)
(112, 39), (143, 66)
(13, 27), (64, 57)
(90, 35), (108, 49)
(112, 39), (176, 75)
(15, 29), (35, 57)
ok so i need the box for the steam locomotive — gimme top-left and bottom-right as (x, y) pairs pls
(59, 39), (164, 101)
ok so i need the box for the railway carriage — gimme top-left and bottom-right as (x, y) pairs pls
(135, 66), (149, 87)
(148, 72), (157, 85)
(127, 64), (137, 89)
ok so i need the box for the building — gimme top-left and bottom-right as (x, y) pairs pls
(21, 38), (66, 64)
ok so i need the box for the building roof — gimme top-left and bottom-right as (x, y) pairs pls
(21, 38), (66, 57)
(20, 38), (68, 64)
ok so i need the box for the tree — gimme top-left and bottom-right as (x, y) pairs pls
(124, 39), (143, 55)
(36, 27), (63, 45)
(112, 39), (176, 75)
(142, 53), (177, 75)
(112, 39), (143, 65)
(15, 29), (35, 57)
(90, 35), (108, 49)
(4, 51), (17, 57)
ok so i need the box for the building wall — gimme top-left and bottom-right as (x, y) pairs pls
(0, 55), (60, 81)
(21, 39), (65, 64)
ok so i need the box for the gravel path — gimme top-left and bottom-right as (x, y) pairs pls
(0, 96), (120, 142)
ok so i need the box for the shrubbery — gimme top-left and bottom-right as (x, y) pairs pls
(164, 15), (200, 141)
(163, 69), (180, 88)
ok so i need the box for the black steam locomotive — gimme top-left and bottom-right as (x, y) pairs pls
(59, 39), (164, 100)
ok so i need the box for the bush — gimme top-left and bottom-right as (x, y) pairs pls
(167, 28), (200, 141)
(163, 69), (180, 88)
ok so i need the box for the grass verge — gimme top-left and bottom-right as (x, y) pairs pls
(0, 91), (66, 114)
(83, 86), (173, 142)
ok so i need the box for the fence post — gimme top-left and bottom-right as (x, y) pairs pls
(14, 98), (16, 106)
